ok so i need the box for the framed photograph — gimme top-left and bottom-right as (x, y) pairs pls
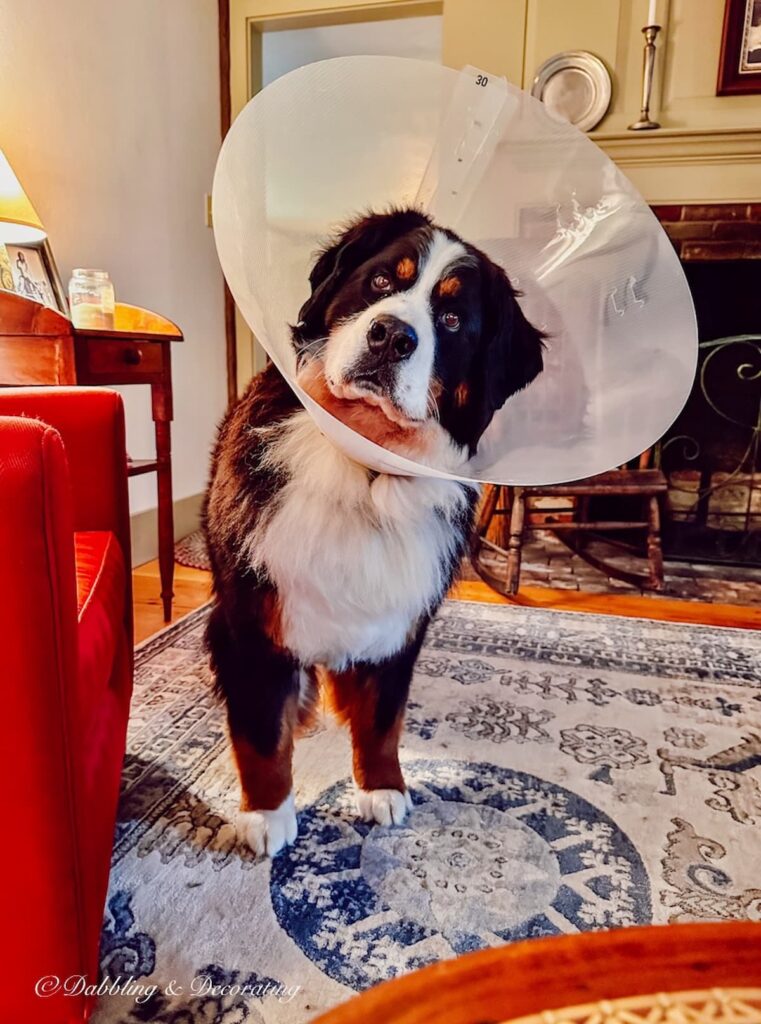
(717, 0), (761, 94)
(0, 238), (68, 314)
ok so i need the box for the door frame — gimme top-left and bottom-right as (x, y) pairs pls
(220, 0), (443, 395)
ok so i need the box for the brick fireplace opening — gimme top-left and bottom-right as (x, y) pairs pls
(473, 204), (761, 605)
(653, 205), (761, 568)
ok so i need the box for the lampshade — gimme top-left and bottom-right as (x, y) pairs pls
(0, 149), (45, 243)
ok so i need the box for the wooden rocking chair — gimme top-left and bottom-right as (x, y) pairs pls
(472, 453), (668, 596)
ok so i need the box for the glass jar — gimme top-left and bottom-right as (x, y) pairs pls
(68, 268), (115, 329)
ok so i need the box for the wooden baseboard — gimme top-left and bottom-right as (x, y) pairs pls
(130, 492), (204, 568)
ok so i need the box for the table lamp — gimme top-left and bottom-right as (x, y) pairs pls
(0, 149), (45, 243)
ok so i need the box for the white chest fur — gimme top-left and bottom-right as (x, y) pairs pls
(247, 412), (471, 669)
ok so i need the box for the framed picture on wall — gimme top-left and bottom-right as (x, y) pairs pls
(717, 0), (761, 94)
(0, 238), (68, 314)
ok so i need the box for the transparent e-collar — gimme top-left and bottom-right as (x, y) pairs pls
(213, 57), (697, 485)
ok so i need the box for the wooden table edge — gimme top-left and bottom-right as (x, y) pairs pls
(311, 922), (761, 1024)
(72, 302), (183, 340)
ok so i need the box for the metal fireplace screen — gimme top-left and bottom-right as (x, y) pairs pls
(658, 259), (760, 566)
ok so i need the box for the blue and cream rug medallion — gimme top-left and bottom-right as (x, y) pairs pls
(272, 760), (649, 990)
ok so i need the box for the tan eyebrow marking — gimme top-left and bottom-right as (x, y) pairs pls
(438, 276), (462, 297)
(396, 257), (417, 281)
(455, 382), (469, 407)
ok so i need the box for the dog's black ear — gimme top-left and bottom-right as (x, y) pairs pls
(294, 208), (432, 343)
(470, 256), (545, 445)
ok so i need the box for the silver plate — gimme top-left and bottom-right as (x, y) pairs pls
(531, 51), (611, 133)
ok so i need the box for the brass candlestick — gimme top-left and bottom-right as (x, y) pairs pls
(629, 25), (661, 130)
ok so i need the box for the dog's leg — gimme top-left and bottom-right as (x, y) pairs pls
(207, 603), (299, 857)
(326, 626), (427, 827)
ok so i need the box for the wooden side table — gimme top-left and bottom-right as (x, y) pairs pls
(74, 304), (182, 621)
(0, 291), (183, 621)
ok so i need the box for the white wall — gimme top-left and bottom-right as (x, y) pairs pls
(262, 14), (442, 85)
(0, 0), (227, 517)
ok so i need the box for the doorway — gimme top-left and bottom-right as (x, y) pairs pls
(227, 0), (443, 391)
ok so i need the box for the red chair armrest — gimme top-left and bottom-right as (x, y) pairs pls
(0, 416), (93, 1019)
(0, 413), (78, 694)
(0, 388), (131, 570)
(0, 392), (134, 1022)
(0, 387), (132, 652)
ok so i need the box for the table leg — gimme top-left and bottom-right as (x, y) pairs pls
(152, 366), (174, 622)
(155, 421), (174, 620)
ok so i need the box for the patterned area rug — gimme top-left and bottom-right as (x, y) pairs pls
(174, 530), (210, 571)
(92, 601), (761, 1024)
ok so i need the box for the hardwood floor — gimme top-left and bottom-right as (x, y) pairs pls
(132, 560), (212, 644)
(451, 579), (761, 628)
(133, 558), (761, 645)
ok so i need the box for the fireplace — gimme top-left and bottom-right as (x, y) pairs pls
(652, 205), (761, 567)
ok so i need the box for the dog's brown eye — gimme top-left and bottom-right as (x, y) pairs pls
(371, 273), (392, 293)
(441, 311), (461, 331)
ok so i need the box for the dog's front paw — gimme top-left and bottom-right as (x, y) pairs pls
(237, 792), (297, 857)
(356, 787), (413, 827)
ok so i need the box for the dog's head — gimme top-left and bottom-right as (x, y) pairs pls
(293, 209), (544, 464)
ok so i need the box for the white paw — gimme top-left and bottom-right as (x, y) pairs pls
(237, 792), (297, 857)
(356, 787), (413, 827)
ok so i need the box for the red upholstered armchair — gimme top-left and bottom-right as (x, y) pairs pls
(0, 388), (133, 1023)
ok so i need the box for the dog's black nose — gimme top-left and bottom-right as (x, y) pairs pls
(367, 315), (418, 362)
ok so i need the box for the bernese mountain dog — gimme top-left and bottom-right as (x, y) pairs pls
(204, 208), (544, 856)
